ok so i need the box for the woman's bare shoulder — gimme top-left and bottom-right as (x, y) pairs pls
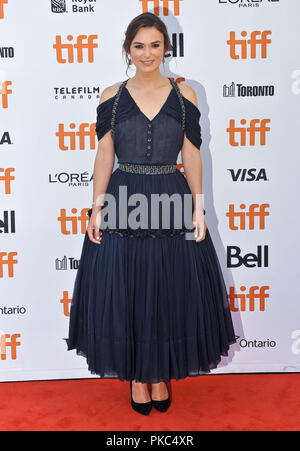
(98, 82), (123, 105)
(177, 82), (198, 109)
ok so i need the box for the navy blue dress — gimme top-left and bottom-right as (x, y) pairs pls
(64, 78), (236, 383)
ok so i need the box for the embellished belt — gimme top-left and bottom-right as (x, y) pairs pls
(118, 163), (177, 175)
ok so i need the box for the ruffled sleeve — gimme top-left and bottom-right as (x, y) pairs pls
(95, 96), (115, 141)
(183, 97), (202, 150)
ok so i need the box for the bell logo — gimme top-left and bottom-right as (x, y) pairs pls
(0, 333), (21, 360)
(227, 245), (269, 268)
(58, 208), (91, 235)
(0, 80), (13, 109)
(56, 123), (97, 151)
(53, 35), (98, 63)
(139, 0), (182, 16)
(0, 252), (18, 277)
(0, 167), (15, 194)
(228, 286), (270, 312)
(60, 290), (72, 317)
(227, 30), (272, 59)
(226, 203), (270, 230)
(227, 118), (271, 146)
(0, 0), (8, 19)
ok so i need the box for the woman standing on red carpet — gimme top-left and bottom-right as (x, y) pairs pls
(65, 12), (236, 416)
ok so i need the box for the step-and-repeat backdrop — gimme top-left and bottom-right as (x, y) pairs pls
(1, 0), (299, 381)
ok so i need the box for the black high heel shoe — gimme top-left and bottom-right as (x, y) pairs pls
(151, 383), (171, 412)
(130, 380), (152, 416)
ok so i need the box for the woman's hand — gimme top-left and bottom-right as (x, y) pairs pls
(87, 209), (103, 244)
(192, 208), (207, 243)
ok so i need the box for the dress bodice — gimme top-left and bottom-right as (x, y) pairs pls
(95, 78), (202, 165)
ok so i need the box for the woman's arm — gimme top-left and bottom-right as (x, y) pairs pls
(91, 85), (118, 215)
(179, 84), (206, 242)
(87, 86), (118, 244)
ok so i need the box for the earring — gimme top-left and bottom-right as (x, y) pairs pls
(128, 56), (132, 65)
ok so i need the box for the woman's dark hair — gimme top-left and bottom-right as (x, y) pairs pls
(122, 12), (173, 77)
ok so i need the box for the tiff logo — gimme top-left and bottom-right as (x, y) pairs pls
(0, 168), (15, 194)
(0, 0), (8, 19)
(227, 118), (271, 146)
(0, 80), (12, 108)
(61, 290), (72, 317)
(226, 203), (270, 230)
(56, 123), (97, 150)
(228, 286), (270, 312)
(53, 35), (98, 63)
(139, 0), (182, 16)
(0, 333), (21, 360)
(227, 30), (272, 59)
(58, 208), (91, 234)
(0, 252), (18, 277)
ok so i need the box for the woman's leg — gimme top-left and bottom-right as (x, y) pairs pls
(131, 380), (151, 403)
(150, 382), (169, 401)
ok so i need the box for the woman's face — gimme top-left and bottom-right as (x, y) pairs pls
(129, 26), (165, 73)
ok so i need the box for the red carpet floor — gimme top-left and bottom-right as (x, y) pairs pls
(0, 374), (299, 431)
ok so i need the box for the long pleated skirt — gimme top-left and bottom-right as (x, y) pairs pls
(64, 168), (236, 383)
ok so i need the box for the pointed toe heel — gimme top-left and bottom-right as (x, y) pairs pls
(151, 384), (171, 412)
(130, 381), (152, 416)
(151, 396), (171, 412)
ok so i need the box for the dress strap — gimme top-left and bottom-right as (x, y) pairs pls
(169, 78), (186, 132)
(111, 79), (129, 141)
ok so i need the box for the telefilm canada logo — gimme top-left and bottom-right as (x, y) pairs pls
(219, 0), (279, 8)
(54, 85), (101, 101)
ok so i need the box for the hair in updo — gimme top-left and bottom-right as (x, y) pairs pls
(122, 12), (173, 77)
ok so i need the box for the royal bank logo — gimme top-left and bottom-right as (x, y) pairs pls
(51, 0), (66, 13)
(223, 82), (275, 98)
(51, 0), (97, 14)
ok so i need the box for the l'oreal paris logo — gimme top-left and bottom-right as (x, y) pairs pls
(219, 0), (279, 6)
